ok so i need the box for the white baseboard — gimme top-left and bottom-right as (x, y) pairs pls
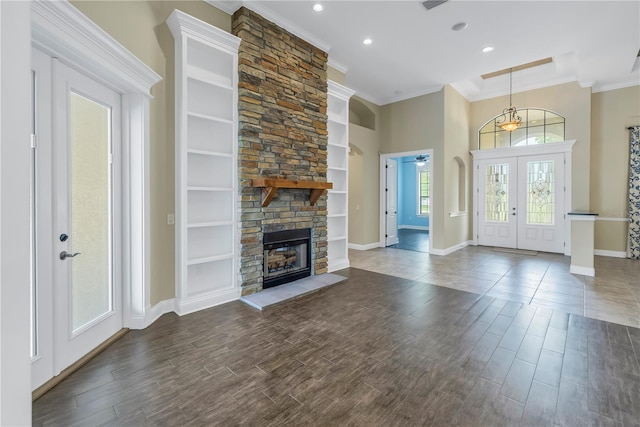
(398, 225), (429, 231)
(328, 259), (350, 272)
(348, 242), (380, 251)
(174, 288), (239, 316)
(147, 299), (175, 327)
(430, 240), (473, 256)
(570, 265), (596, 277)
(594, 249), (627, 258)
(126, 298), (175, 330)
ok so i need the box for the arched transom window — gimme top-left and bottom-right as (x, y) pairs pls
(478, 108), (565, 149)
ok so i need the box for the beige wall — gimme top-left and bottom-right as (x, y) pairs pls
(348, 96), (382, 246)
(591, 85), (640, 252)
(380, 90), (447, 249)
(470, 82), (592, 211)
(443, 85), (472, 248)
(70, 1), (231, 305)
(327, 66), (346, 85)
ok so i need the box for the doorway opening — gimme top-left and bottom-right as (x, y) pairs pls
(379, 150), (434, 254)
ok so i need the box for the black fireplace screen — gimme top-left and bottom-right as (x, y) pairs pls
(263, 228), (311, 288)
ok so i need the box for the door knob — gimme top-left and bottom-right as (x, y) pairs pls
(60, 251), (81, 260)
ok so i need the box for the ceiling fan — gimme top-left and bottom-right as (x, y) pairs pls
(403, 155), (429, 166)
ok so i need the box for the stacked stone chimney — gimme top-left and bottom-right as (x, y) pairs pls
(232, 7), (329, 295)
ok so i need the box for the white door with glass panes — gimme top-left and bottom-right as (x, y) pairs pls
(31, 50), (123, 389)
(477, 154), (565, 253)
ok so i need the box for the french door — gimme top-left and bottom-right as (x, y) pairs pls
(477, 153), (565, 253)
(31, 49), (123, 390)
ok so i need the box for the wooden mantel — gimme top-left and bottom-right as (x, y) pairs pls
(252, 178), (333, 207)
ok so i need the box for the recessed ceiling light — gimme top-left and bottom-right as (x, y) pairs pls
(363, 38), (373, 45)
(312, 3), (323, 12)
(451, 22), (468, 31)
(482, 46), (494, 53)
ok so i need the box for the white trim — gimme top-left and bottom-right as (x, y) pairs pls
(380, 84), (444, 106)
(204, 0), (240, 15)
(327, 259), (350, 272)
(380, 149), (434, 255)
(174, 289), (240, 316)
(430, 240), (473, 256)
(31, 0), (160, 97)
(416, 162), (430, 217)
(596, 217), (630, 222)
(348, 242), (380, 251)
(328, 58), (348, 74)
(31, 0), (162, 331)
(570, 265), (595, 277)
(328, 80), (356, 100)
(592, 80), (640, 94)
(398, 225), (429, 231)
(470, 140), (576, 160)
(568, 215), (597, 222)
(145, 299), (176, 328)
(449, 211), (468, 218)
(594, 249), (628, 259)
(166, 9), (241, 52)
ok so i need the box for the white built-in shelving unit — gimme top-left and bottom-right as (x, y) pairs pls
(167, 10), (241, 314)
(327, 81), (355, 272)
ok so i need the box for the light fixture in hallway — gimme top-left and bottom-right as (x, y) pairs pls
(496, 68), (522, 132)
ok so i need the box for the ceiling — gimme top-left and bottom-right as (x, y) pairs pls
(209, 0), (640, 105)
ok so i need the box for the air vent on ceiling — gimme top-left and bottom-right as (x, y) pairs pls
(481, 58), (553, 80)
(422, 0), (448, 11)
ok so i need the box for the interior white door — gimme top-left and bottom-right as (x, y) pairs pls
(517, 153), (565, 252)
(385, 158), (399, 246)
(32, 51), (124, 389)
(477, 158), (518, 248)
(52, 60), (123, 375)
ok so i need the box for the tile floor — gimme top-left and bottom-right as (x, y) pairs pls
(389, 229), (430, 253)
(349, 246), (640, 328)
(32, 266), (640, 426)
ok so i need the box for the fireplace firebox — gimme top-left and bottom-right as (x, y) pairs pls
(263, 228), (311, 289)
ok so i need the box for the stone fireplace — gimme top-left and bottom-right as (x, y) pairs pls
(232, 8), (329, 295)
(263, 228), (311, 289)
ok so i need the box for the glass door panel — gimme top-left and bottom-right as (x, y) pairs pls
(485, 163), (510, 222)
(526, 160), (555, 225)
(69, 92), (113, 332)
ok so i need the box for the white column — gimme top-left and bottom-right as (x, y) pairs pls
(568, 212), (598, 277)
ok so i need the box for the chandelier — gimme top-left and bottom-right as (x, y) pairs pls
(496, 68), (522, 132)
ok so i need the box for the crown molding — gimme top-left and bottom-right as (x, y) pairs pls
(456, 75), (579, 103)
(243, 1), (331, 53)
(592, 78), (640, 93)
(328, 80), (356, 101)
(167, 9), (241, 51)
(205, 0), (241, 15)
(380, 84), (444, 106)
(31, 0), (161, 96)
(327, 58), (348, 74)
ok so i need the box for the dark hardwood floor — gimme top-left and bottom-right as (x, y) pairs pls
(33, 267), (640, 426)
(390, 229), (429, 253)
